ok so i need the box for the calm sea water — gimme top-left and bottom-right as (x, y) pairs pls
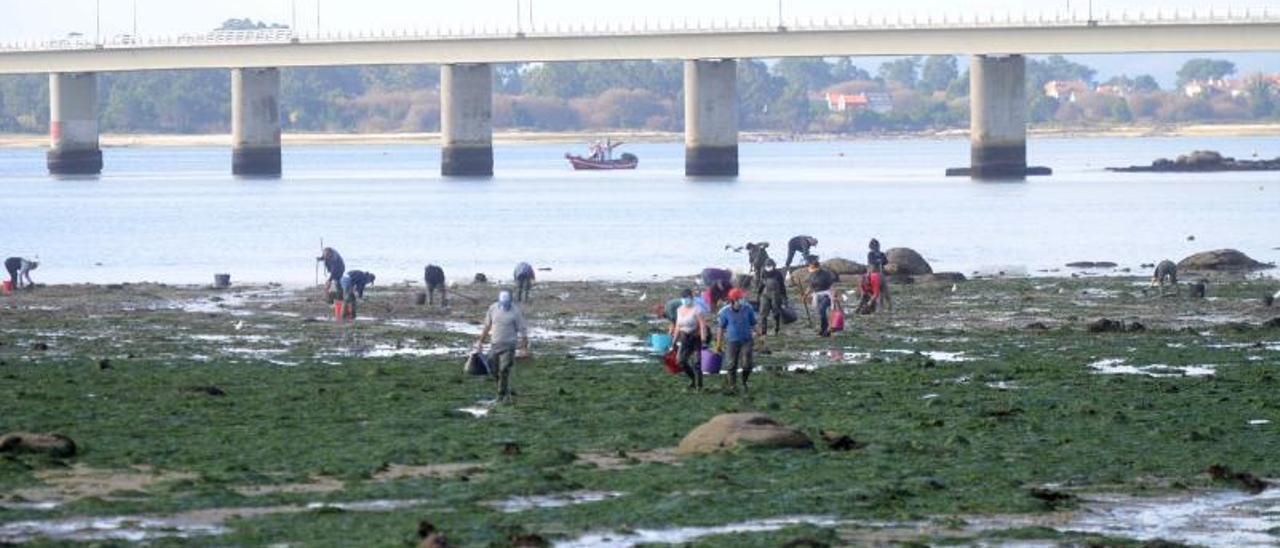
(0, 136), (1277, 286)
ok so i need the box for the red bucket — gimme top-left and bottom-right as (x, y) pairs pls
(333, 302), (344, 321)
(1, 280), (11, 295)
(662, 349), (681, 374)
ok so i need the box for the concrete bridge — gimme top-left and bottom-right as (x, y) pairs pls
(3, 9), (1280, 178)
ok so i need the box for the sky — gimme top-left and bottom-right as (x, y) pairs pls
(3, 0), (1276, 42)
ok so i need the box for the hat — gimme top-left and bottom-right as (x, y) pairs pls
(680, 288), (693, 298)
(727, 288), (746, 301)
(806, 255), (820, 266)
(498, 290), (513, 304)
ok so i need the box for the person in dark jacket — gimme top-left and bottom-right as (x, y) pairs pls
(746, 242), (770, 286)
(339, 270), (375, 319)
(424, 264), (447, 307)
(1152, 260), (1178, 295)
(784, 235), (818, 270)
(316, 247), (345, 297)
(4, 257), (38, 290)
(701, 267), (734, 310)
(755, 259), (788, 336)
(866, 238), (891, 312)
(802, 255), (840, 337)
(513, 262), (535, 303)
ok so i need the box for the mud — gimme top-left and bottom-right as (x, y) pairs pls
(487, 491), (624, 513)
(13, 465), (198, 506)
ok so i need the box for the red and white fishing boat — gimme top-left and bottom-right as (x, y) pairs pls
(565, 139), (638, 170)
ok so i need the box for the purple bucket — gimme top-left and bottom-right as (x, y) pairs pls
(700, 349), (722, 374)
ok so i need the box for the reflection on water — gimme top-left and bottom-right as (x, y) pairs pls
(1, 136), (1277, 285)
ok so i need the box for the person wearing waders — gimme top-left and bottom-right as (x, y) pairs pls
(1151, 260), (1178, 295)
(866, 238), (891, 313)
(803, 255), (840, 337)
(4, 257), (38, 290)
(668, 289), (708, 391)
(424, 264), (447, 307)
(513, 262), (535, 303)
(475, 290), (529, 403)
(339, 270), (375, 319)
(316, 247), (345, 298)
(784, 235), (819, 270)
(755, 259), (788, 336)
(746, 242), (771, 287)
(717, 288), (758, 394)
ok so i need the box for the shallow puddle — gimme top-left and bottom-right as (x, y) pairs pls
(882, 349), (973, 363)
(487, 491), (624, 513)
(786, 348), (871, 371)
(362, 344), (465, 358)
(557, 515), (840, 547)
(0, 498), (431, 543)
(1052, 489), (1280, 547)
(1086, 358), (1216, 377)
(0, 516), (230, 543)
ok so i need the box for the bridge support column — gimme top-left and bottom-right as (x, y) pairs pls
(947, 55), (1050, 179)
(684, 59), (738, 177)
(232, 68), (282, 176)
(47, 72), (102, 175)
(441, 63), (493, 177)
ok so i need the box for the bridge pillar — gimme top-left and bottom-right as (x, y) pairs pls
(232, 67), (282, 176)
(948, 54), (1050, 179)
(47, 72), (102, 175)
(684, 59), (738, 177)
(441, 63), (493, 177)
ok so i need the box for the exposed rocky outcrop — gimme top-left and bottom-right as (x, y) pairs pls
(1108, 150), (1280, 172)
(677, 413), (813, 455)
(1178, 249), (1273, 272)
(885, 248), (933, 276)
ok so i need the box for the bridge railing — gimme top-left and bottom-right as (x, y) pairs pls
(2, 7), (1279, 53)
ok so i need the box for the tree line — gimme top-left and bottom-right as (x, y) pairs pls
(1, 21), (1277, 135)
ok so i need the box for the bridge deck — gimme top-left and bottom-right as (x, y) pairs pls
(1, 18), (1279, 75)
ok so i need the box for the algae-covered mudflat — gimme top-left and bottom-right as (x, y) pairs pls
(2, 276), (1279, 546)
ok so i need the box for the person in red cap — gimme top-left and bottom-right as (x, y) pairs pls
(717, 287), (759, 394)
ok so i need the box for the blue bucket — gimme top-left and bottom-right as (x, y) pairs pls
(650, 333), (673, 353)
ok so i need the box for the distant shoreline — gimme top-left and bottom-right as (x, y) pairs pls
(2, 123), (1279, 148)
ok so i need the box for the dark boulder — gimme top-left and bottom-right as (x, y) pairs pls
(885, 248), (932, 275)
(1178, 249), (1272, 272)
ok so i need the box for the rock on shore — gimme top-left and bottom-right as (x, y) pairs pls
(1178, 249), (1273, 272)
(1107, 150), (1280, 172)
(676, 413), (813, 455)
(822, 258), (866, 276)
(885, 248), (933, 276)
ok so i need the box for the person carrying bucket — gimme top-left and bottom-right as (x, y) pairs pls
(755, 259), (788, 336)
(513, 262), (535, 303)
(668, 288), (708, 391)
(717, 287), (758, 394)
(475, 290), (529, 403)
(866, 238), (892, 313)
(4, 257), (38, 292)
(802, 255), (840, 337)
(316, 247), (345, 298)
